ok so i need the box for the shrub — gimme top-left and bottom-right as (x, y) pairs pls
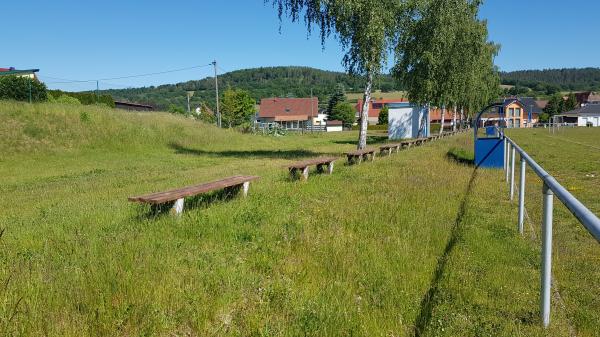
(0, 75), (47, 102)
(47, 90), (115, 108)
(56, 95), (81, 105)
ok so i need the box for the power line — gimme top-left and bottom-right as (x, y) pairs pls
(41, 64), (213, 84)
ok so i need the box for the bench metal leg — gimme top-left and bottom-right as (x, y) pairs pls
(171, 198), (184, 215)
(327, 162), (334, 174)
(242, 181), (250, 197)
(372, 152), (376, 161)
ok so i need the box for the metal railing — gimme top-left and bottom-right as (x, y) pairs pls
(500, 131), (600, 328)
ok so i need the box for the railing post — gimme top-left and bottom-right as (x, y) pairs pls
(503, 137), (508, 172)
(541, 183), (554, 328)
(518, 156), (526, 235)
(506, 142), (511, 183)
(510, 146), (516, 200)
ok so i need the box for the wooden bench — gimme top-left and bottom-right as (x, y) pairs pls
(128, 175), (259, 215)
(400, 140), (417, 148)
(379, 143), (402, 156)
(287, 157), (337, 180)
(415, 138), (428, 145)
(346, 148), (376, 164)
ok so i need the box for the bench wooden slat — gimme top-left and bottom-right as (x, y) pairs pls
(346, 148), (376, 156)
(379, 143), (401, 149)
(287, 157), (337, 169)
(129, 175), (259, 204)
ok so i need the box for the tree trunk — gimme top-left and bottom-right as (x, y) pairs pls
(358, 73), (373, 149)
(439, 105), (446, 136)
(460, 107), (464, 130)
(452, 105), (457, 132)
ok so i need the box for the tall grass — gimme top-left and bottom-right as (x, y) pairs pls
(0, 101), (584, 336)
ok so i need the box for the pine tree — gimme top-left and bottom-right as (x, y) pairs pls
(326, 84), (347, 115)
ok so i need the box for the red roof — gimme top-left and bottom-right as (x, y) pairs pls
(356, 98), (407, 118)
(258, 97), (318, 121)
(0, 68), (15, 72)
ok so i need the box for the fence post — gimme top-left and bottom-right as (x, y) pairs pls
(518, 156), (526, 234)
(503, 137), (508, 172)
(541, 182), (554, 328)
(510, 146), (516, 200)
(505, 142), (511, 183)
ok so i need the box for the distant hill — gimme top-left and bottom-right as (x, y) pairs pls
(102, 66), (401, 110)
(100, 66), (600, 110)
(500, 68), (600, 92)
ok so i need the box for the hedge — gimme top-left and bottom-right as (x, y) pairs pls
(0, 75), (47, 102)
(48, 90), (115, 108)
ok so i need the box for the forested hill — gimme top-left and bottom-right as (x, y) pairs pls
(500, 68), (600, 91)
(102, 66), (400, 110)
(101, 66), (600, 110)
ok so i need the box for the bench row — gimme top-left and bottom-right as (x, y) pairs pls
(128, 130), (467, 215)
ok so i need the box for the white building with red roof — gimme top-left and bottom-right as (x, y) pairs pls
(257, 97), (320, 130)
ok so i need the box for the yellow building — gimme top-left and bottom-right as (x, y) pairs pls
(502, 98), (526, 128)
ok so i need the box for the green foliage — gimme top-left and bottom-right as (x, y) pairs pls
(539, 112), (550, 123)
(48, 89), (115, 108)
(196, 102), (216, 124)
(0, 75), (47, 102)
(326, 83), (347, 115)
(564, 92), (578, 111)
(55, 94), (81, 105)
(329, 102), (356, 127)
(102, 67), (401, 111)
(544, 94), (565, 116)
(395, 0), (500, 117)
(378, 105), (389, 125)
(168, 104), (186, 115)
(501, 67), (600, 92)
(220, 87), (256, 127)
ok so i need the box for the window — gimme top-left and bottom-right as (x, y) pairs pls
(515, 108), (521, 117)
(509, 108), (515, 117)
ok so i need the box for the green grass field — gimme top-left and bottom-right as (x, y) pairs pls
(0, 102), (598, 336)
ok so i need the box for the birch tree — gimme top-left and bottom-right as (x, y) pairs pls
(394, 0), (499, 132)
(268, 0), (412, 149)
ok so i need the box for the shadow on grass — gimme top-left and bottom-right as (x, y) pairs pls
(135, 186), (245, 220)
(412, 167), (479, 337)
(331, 135), (388, 145)
(446, 147), (475, 166)
(169, 142), (332, 159)
(413, 140), (503, 336)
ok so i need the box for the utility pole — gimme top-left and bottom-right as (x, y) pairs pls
(212, 60), (221, 127)
(186, 91), (195, 115)
(96, 80), (99, 103)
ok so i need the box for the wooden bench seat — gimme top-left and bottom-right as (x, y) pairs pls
(346, 148), (376, 164)
(379, 143), (402, 156)
(128, 175), (259, 215)
(400, 140), (416, 148)
(287, 157), (337, 180)
(415, 138), (428, 145)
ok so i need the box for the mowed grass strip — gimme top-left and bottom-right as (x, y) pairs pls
(507, 128), (600, 337)
(0, 102), (579, 336)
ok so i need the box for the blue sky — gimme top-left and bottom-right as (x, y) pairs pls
(3, 0), (599, 90)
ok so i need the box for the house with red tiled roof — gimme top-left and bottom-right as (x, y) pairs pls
(575, 91), (600, 106)
(257, 97), (319, 130)
(356, 98), (408, 124)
